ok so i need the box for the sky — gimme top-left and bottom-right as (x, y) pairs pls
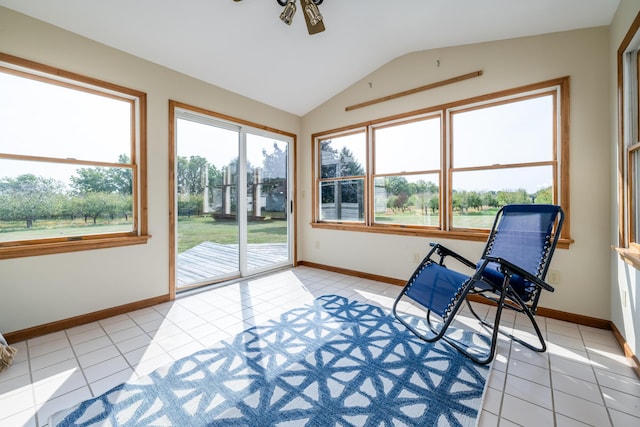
(176, 117), (289, 171)
(321, 94), (555, 194)
(0, 71), (131, 185)
(2, 67), (554, 195)
(0, 71), (290, 186)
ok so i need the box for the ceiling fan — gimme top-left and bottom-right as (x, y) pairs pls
(233, 0), (325, 35)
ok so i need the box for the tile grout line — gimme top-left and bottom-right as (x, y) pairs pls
(580, 325), (617, 426)
(25, 337), (38, 427)
(546, 317), (559, 427)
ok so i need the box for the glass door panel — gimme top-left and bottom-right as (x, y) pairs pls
(245, 133), (290, 275)
(176, 116), (240, 289)
(174, 110), (293, 291)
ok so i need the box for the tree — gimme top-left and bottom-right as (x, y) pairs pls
(0, 174), (65, 228)
(80, 192), (109, 224)
(261, 143), (288, 213)
(320, 140), (364, 178)
(386, 176), (410, 196)
(68, 154), (133, 223)
(71, 168), (115, 194)
(110, 154), (133, 195)
(482, 192), (499, 209)
(534, 186), (553, 204)
(262, 143), (287, 180)
(337, 146), (365, 177)
(177, 155), (209, 195)
(392, 192), (409, 211)
(428, 195), (439, 214)
(71, 154), (132, 195)
(468, 192), (483, 211)
(497, 189), (530, 205)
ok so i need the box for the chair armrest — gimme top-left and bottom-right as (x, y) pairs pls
(429, 242), (477, 270)
(484, 256), (555, 292)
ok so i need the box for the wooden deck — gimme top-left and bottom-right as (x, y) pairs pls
(176, 241), (289, 287)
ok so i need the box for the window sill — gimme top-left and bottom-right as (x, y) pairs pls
(0, 235), (152, 260)
(613, 246), (640, 270)
(311, 222), (573, 248)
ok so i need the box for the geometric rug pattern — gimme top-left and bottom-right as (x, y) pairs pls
(51, 295), (490, 426)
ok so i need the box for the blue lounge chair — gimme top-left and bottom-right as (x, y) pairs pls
(392, 204), (565, 364)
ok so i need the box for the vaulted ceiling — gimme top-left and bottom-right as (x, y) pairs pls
(0, 0), (620, 116)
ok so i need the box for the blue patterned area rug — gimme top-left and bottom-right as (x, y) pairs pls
(51, 295), (490, 426)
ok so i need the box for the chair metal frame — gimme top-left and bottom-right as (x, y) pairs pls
(392, 204), (564, 365)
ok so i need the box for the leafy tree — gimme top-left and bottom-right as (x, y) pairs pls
(67, 155), (133, 223)
(428, 195), (439, 214)
(497, 188), (530, 205)
(178, 195), (204, 217)
(534, 186), (553, 204)
(386, 176), (410, 196)
(392, 192), (409, 211)
(261, 143), (288, 213)
(80, 192), (109, 224)
(177, 155), (209, 195)
(71, 168), (115, 194)
(483, 191), (499, 208)
(337, 146), (365, 177)
(0, 174), (65, 228)
(452, 191), (468, 213)
(262, 143), (287, 180)
(110, 154), (133, 195)
(71, 154), (132, 195)
(320, 140), (364, 178)
(468, 192), (483, 210)
(208, 164), (223, 189)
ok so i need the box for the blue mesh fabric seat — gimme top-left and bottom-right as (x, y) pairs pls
(392, 204), (564, 364)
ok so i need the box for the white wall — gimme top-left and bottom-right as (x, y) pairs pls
(0, 6), (624, 342)
(299, 27), (612, 320)
(610, 0), (640, 360)
(0, 8), (300, 333)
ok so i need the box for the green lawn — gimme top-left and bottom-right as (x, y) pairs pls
(0, 215), (286, 252)
(0, 219), (132, 242)
(177, 216), (287, 253)
(375, 208), (498, 228)
(0, 210), (495, 251)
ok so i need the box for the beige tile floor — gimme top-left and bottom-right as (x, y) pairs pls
(1, 266), (638, 426)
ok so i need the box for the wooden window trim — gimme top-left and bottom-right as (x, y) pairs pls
(0, 53), (149, 259)
(312, 77), (572, 247)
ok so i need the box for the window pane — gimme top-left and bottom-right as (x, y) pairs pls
(320, 133), (366, 178)
(374, 117), (440, 174)
(319, 179), (364, 222)
(247, 134), (288, 219)
(373, 174), (439, 226)
(451, 165), (553, 229)
(452, 95), (554, 168)
(0, 159), (134, 242)
(176, 118), (239, 218)
(0, 72), (132, 162)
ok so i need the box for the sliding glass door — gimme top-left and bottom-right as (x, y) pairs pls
(174, 109), (292, 290)
(245, 133), (290, 274)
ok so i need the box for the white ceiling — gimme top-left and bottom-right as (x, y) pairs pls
(0, 0), (620, 116)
